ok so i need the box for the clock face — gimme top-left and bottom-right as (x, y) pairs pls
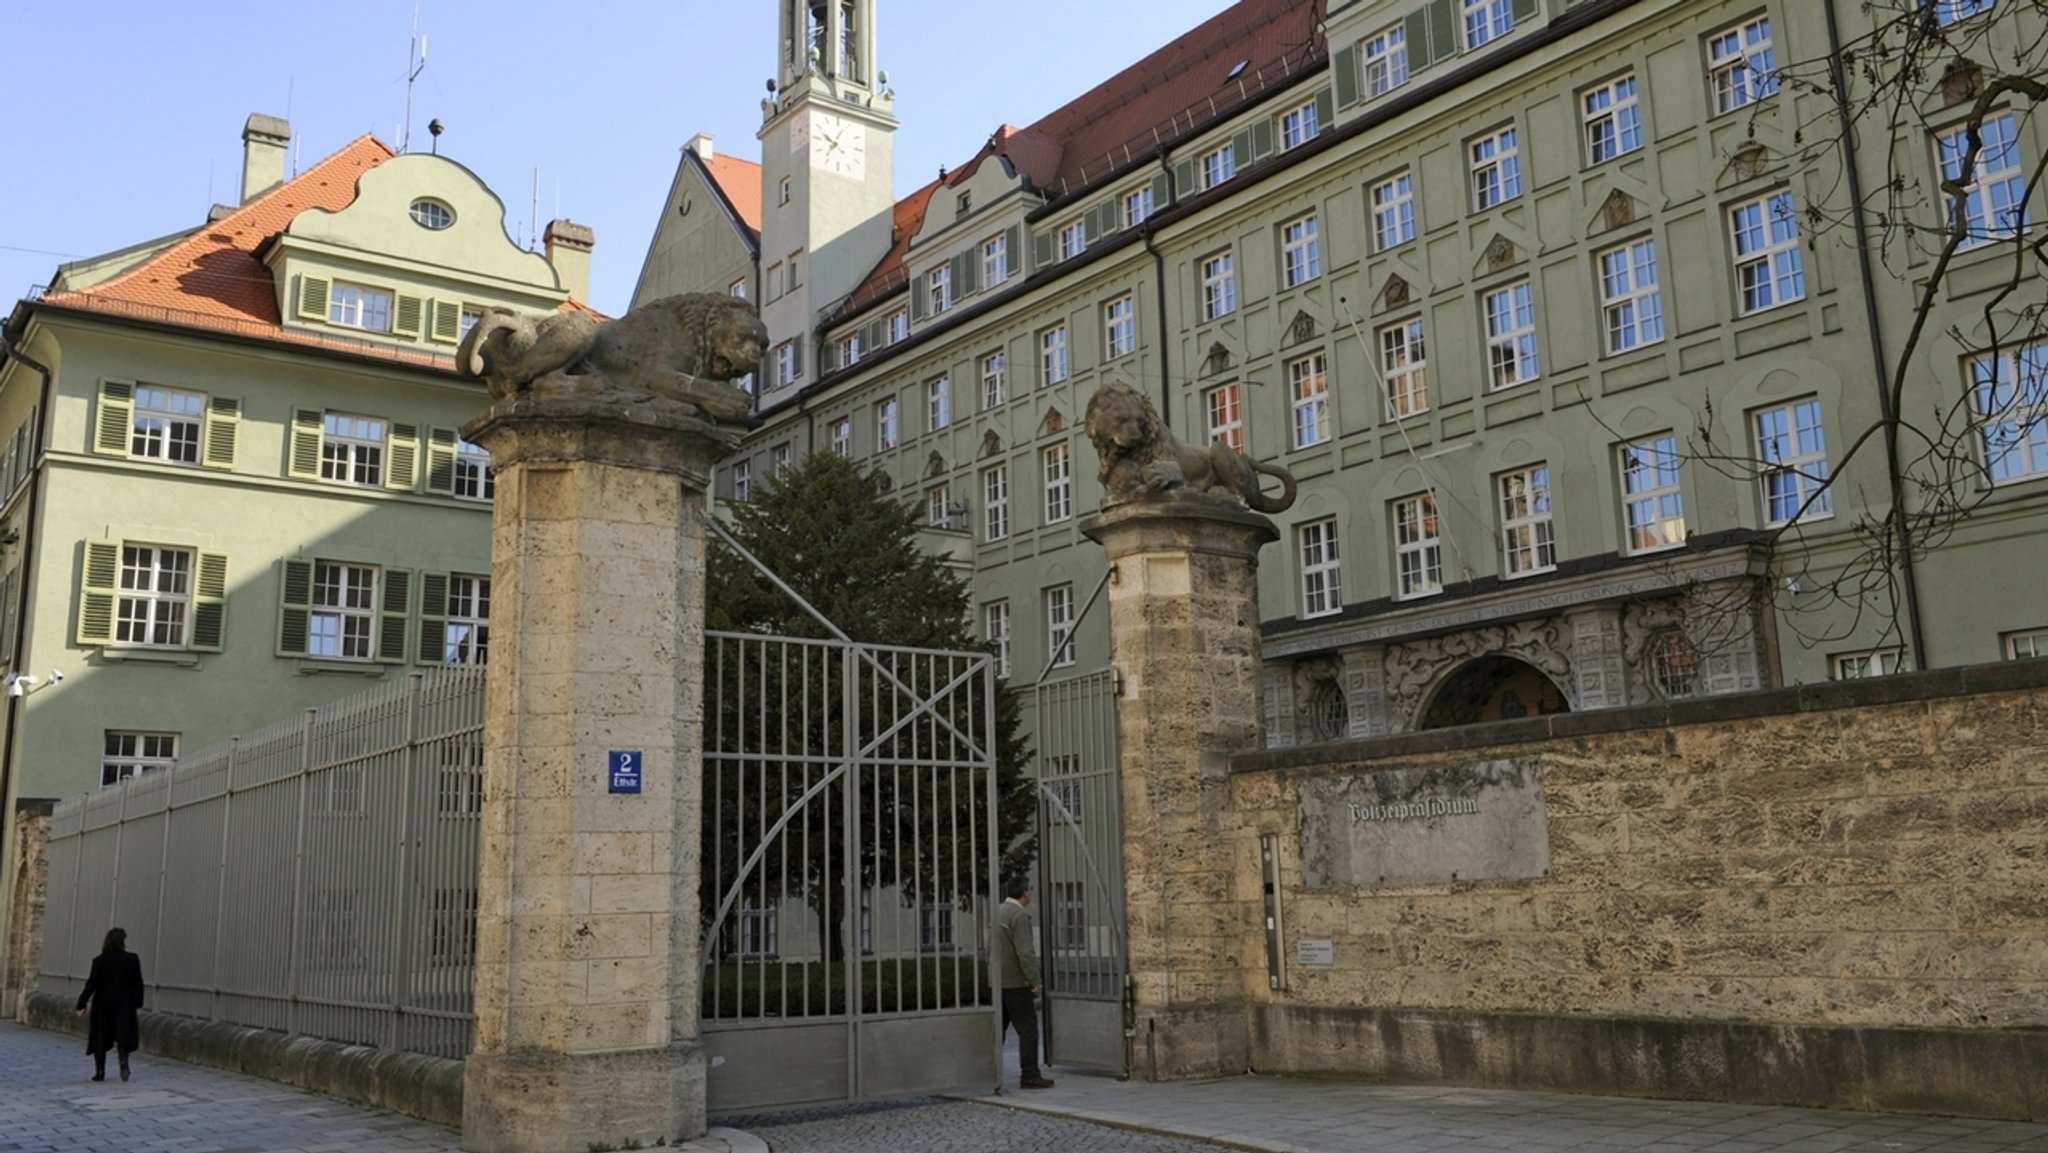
(809, 112), (866, 179)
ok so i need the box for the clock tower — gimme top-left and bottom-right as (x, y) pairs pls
(759, 0), (898, 399)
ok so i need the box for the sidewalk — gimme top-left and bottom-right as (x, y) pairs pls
(8, 1015), (2048, 1153)
(974, 1061), (2048, 1153)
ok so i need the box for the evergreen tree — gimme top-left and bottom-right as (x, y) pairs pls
(704, 451), (1035, 963)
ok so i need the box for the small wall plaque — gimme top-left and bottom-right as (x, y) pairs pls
(608, 750), (644, 795)
(1296, 938), (1335, 967)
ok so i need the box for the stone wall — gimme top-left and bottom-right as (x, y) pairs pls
(3, 804), (51, 1020)
(1230, 660), (2048, 1120)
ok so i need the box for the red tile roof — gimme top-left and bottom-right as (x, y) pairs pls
(43, 135), (393, 329)
(832, 179), (939, 322)
(29, 133), (597, 373)
(702, 153), (764, 237)
(995, 0), (1323, 199)
(829, 0), (1323, 326)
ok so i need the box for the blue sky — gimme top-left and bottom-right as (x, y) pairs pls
(0, 1), (1237, 317)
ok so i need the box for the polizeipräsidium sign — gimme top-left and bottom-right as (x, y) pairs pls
(1296, 759), (1549, 888)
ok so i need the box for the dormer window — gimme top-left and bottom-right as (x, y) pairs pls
(409, 199), (455, 230)
(329, 283), (393, 333)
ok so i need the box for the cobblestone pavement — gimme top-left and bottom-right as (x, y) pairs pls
(720, 1098), (1238, 1152)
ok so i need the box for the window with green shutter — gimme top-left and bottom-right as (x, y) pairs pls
(77, 540), (226, 651)
(425, 428), (460, 495)
(379, 568), (413, 663)
(297, 275), (332, 321)
(93, 382), (134, 457)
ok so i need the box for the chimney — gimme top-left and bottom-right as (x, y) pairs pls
(685, 133), (715, 162)
(241, 114), (291, 203)
(544, 219), (596, 303)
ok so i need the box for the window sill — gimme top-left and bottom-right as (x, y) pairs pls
(99, 647), (202, 668)
(296, 659), (388, 678)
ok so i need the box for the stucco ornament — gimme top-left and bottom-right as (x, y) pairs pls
(456, 293), (767, 424)
(1083, 380), (1297, 512)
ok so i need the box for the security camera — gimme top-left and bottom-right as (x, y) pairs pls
(7, 674), (37, 698)
(47, 669), (63, 684)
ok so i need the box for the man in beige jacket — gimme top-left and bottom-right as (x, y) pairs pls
(993, 877), (1053, 1088)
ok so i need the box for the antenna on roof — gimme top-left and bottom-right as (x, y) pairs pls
(531, 168), (541, 252)
(400, 5), (429, 153)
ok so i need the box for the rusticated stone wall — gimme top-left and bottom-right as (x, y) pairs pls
(1229, 661), (2048, 1120)
(3, 805), (51, 1020)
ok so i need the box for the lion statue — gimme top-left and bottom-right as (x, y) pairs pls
(1083, 380), (1296, 512)
(456, 292), (767, 423)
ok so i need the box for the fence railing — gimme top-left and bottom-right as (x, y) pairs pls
(39, 668), (485, 1060)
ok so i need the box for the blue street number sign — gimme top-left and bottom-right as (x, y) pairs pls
(609, 750), (643, 795)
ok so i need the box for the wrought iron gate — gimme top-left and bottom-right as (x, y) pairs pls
(697, 528), (1002, 1111)
(1032, 574), (1128, 1076)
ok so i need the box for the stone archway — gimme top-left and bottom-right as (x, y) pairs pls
(1417, 655), (1571, 730)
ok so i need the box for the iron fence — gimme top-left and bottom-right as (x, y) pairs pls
(38, 668), (485, 1060)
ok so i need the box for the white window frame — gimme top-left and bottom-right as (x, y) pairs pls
(778, 175), (792, 205)
(1379, 317), (1429, 420)
(772, 442), (793, 474)
(1708, 15), (1776, 114)
(1281, 100), (1319, 149)
(1290, 352), (1330, 449)
(982, 350), (1007, 410)
(1103, 295), (1136, 360)
(984, 600), (1012, 678)
(1731, 191), (1806, 314)
(1372, 172), (1415, 251)
(1124, 186), (1154, 228)
(830, 417), (853, 459)
(328, 282), (393, 332)
(1201, 250), (1236, 320)
(1041, 325), (1070, 386)
(444, 573), (490, 666)
(927, 376), (952, 431)
(737, 903), (778, 958)
(1754, 398), (1832, 525)
(729, 277), (747, 299)
(776, 340), (801, 386)
(1582, 73), (1643, 165)
(1483, 281), (1539, 389)
(1833, 649), (1906, 679)
(732, 459), (752, 504)
(928, 264), (953, 315)
(1619, 434), (1686, 554)
(1471, 127), (1522, 210)
(886, 309), (909, 343)
(1464, 0), (1514, 49)
(1393, 493), (1443, 599)
(320, 412), (386, 487)
(1363, 24), (1407, 97)
(2003, 628), (2048, 660)
(1043, 442), (1072, 524)
(838, 330), (865, 368)
(130, 384), (205, 464)
(102, 731), (177, 787)
(1599, 238), (1665, 353)
(1045, 584), (1076, 669)
(1937, 111), (2028, 250)
(309, 560), (379, 661)
(1281, 214), (1322, 288)
(875, 397), (899, 450)
(1205, 383), (1243, 452)
(453, 438), (493, 501)
(1058, 218), (1087, 260)
(1971, 340), (2048, 484)
(117, 544), (192, 648)
(983, 464), (1010, 542)
(926, 484), (950, 527)
(1298, 518), (1342, 618)
(1498, 465), (1556, 577)
(983, 234), (1009, 286)
(1200, 145), (1236, 190)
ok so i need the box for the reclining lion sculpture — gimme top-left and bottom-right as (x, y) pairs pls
(456, 293), (767, 424)
(1084, 380), (1296, 512)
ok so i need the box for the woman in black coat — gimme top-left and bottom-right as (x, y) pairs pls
(74, 926), (145, 1081)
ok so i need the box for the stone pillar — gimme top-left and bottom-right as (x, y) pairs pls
(460, 396), (730, 1153)
(3, 802), (54, 1020)
(1082, 496), (1277, 1081)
